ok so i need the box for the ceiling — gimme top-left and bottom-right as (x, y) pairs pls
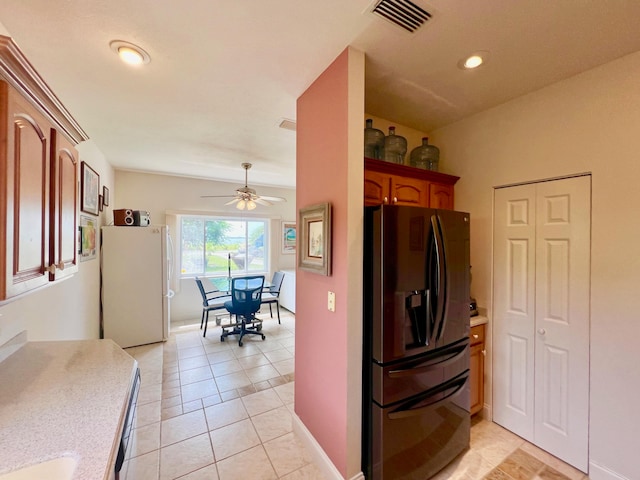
(1, 0), (640, 189)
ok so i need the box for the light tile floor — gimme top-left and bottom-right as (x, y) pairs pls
(121, 309), (589, 480)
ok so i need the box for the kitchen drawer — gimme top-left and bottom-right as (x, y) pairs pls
(470, 324), (485, 346)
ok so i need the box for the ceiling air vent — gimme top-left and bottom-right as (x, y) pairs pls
(371, 0), (432, 33)
(278, 118), (297, 131)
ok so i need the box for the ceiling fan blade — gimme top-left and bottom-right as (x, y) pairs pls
(224, 198), (241, 205)
(254, 198), (273, 206)
(200, 194), (236, 198)
(258, 195), (286, 202)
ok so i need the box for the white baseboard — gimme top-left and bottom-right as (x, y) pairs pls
(588, 461), (630, 480)
(292, 413), (365, 480)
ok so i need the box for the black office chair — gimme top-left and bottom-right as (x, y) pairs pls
(195, 277), (231, 338)
(261, 271), (285, 324)
(221, 275), (266, 346)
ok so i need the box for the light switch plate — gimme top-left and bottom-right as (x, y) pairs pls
(328, 291), (336, 312)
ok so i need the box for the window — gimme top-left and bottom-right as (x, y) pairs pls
(180, 216), (268, 277)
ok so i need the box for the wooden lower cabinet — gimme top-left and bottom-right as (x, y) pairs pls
(364, 157), (458, 209)
(469, 323), (486, 416)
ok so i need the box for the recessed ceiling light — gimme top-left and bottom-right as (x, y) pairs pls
(459, 51), (489, 70)
(109, 40), (151, 66)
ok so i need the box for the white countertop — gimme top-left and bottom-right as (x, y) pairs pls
(471, 315), (488, 327)
(0, 339), (138, 479)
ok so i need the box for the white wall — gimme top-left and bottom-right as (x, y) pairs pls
(0, 140), (114, 344)
(430, 51), (640, 480)
(113, 170), (296, 322)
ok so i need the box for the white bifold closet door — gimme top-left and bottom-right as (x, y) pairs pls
(493, 175), (590, 472)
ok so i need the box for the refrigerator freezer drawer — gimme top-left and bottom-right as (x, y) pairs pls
(370, 371), (470, 480)
(372, 338), (469, 407)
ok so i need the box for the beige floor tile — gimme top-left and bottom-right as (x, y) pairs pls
(180, 365), (214, 385)
(211, 359), (243, 377)
(162, 394), (182, 409)
(202, 393), (223, 406)
(207, 349), (236, 365)
(215, 371), (253, 392)
(130, 422), (161, 458)
(242, 388), (285, 417)
(179, 463), (220, 480)
(263, 348), (294, 363)
(161, 409), (208, 447)
(263, 432), (313, 477)
(137, 382), (162, 405)
(124, 449), (159, 480)
(181, 378), (219, 402)
(439, 449), (496, 480)
(519, 443), (586, 480)
(159, 433), (214, 480)
(237, 352), (271, 369)
(273, 381), (295, 405)
(231, 343), (264, 358)
(178, 345), (207, 360)
(273, 357), (295, 376)
(210, 418), (261, 460)
(216, 445), (277, 480)
(179, 354), (210, 371)
(251, 405), (293, 443)
(246, 364), (281, 383)
(205, 397), (249, 431)
(280, 462), (329, 480)
(135, 399), (161, 428)
(161, 404), (183, 420)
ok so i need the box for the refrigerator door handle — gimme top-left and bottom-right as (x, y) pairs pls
(387, 371), (469, 420)
(387, 342), (467, 378)
(430, 215), (447, 342)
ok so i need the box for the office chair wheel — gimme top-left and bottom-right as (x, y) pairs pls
(257, 324), (262, 332)
(220, 336), (225, 342)
(239, 340), (243, 347)
(261, 334), (265, 340)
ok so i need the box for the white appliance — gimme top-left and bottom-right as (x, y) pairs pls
(101, 225), (171, 348)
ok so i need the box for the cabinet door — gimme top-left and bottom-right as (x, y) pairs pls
(49, 129), (78, 281)
(428, 182), (454, 210)
(390, 175), (428, 207)
(469, 342), (485, 415)
(1, 83), (51, 299)
(364, 170), (390, 206)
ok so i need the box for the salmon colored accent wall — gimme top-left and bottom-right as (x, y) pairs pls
(295, 48), (351, 476)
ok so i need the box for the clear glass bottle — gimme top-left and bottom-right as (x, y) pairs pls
(364, 119), (385, 159)
(409, 137), (439, 171)
(383, 126), (407, 164)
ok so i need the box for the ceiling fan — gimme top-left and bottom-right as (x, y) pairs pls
(201, 162), (287, 210)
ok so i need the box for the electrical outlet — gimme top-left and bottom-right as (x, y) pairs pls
(328, 291), (336, 312)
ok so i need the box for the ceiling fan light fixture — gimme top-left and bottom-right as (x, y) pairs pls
(236, 199), (247, 210)
(247, 200), (257, 210)
(110, 40), (151, 66)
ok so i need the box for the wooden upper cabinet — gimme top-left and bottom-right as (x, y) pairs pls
(364, 158), (459, 209)
(0, 36), (88, 301)
(49, 130), (79, 281)
(1, 82), (52, 298)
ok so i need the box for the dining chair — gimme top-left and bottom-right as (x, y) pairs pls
(194, 277), (232, 337)
(221, 275), (265, 346)
(261, 271), (285, 324)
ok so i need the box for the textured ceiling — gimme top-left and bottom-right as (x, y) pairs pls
(1, 0), (639, 188)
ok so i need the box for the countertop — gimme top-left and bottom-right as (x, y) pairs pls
(0, 339), (138, 479)
(471, 315), (488, 327)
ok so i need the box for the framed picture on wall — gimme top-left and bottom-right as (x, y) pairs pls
(81, 161), (100, 215)
(281, 221), (296, 254)
(78, 215), (97, 262)
(102, 186), (110, 206)
(298, 202), (331, 276)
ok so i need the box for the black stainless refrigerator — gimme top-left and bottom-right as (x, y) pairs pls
(362, 204), (471, 480)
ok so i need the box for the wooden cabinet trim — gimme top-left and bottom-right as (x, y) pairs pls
(0, 36), (88, 145)
(365, 157), (459, 185)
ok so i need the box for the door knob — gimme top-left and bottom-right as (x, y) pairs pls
(538, 328), (546, 335)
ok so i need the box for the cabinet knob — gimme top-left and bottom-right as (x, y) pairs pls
(482, 350), (486, 356)
(393, 197), (398, 203)
(383, 196), (389, 204)
(57, 262), (65, 271)
(538, 328), (546, 335)
(473, 334), (479, 339)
